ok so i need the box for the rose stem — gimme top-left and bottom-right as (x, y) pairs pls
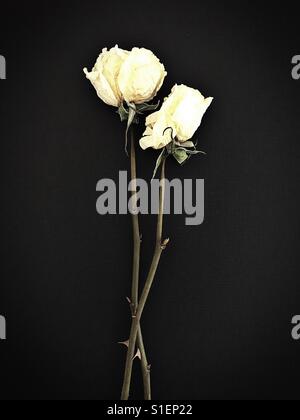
(121, 158), (169, 401)
(129, 129), (151, 400)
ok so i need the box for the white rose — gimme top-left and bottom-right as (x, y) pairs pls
(84, 45), (129, 107)
(140, 84), (213, 150)
(118, 48), (167, 105)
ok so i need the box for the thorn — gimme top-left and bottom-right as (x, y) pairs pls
(118, 340), (129, 348)
(161, 238), (170, 250)
(126, 297), (132, 305)
(147, 364), (151, 372)
(133, 349), (141, 361)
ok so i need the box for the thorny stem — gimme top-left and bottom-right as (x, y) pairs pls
(121, 158), (168, 401)
(129, 130), (151, 400)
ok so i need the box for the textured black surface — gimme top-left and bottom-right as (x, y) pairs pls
(0, 0), (299, 400)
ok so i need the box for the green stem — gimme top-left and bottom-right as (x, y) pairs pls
(130, 130), (140, 311)
(129, 130), (151, 400)
(137, 327), (151, 400)
(121, 158), (168, 401)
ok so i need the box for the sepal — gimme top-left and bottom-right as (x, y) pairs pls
(135, 101), (160, 114)
(117, 103), (130, 122)
(151, 128), (206, 176)
(118, 101), (160, 155)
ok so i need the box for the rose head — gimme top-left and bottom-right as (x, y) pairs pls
(84, 45), (129, 107)
(139, 84), (213, 150)
(118, 48), (167, 105)
(84, 46), (167, 107)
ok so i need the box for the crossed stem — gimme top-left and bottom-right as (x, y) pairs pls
(121, 152), (168, 401)
(129, 130), (151, 400)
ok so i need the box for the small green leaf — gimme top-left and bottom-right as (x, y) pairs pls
(173, 149), (189, 165)
(117, 103), (129, 122)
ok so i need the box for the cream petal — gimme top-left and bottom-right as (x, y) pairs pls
(146, 111), (160, 127)
(118, 48), (166, 104)
(83, 46), (129, 107)
(140, 136), (156, 150)
(139, 85), (213, 151)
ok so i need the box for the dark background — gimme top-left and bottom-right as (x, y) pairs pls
(0, 0), (299, 400)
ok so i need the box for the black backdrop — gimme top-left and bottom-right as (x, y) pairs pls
(0, 0), (299, 400)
